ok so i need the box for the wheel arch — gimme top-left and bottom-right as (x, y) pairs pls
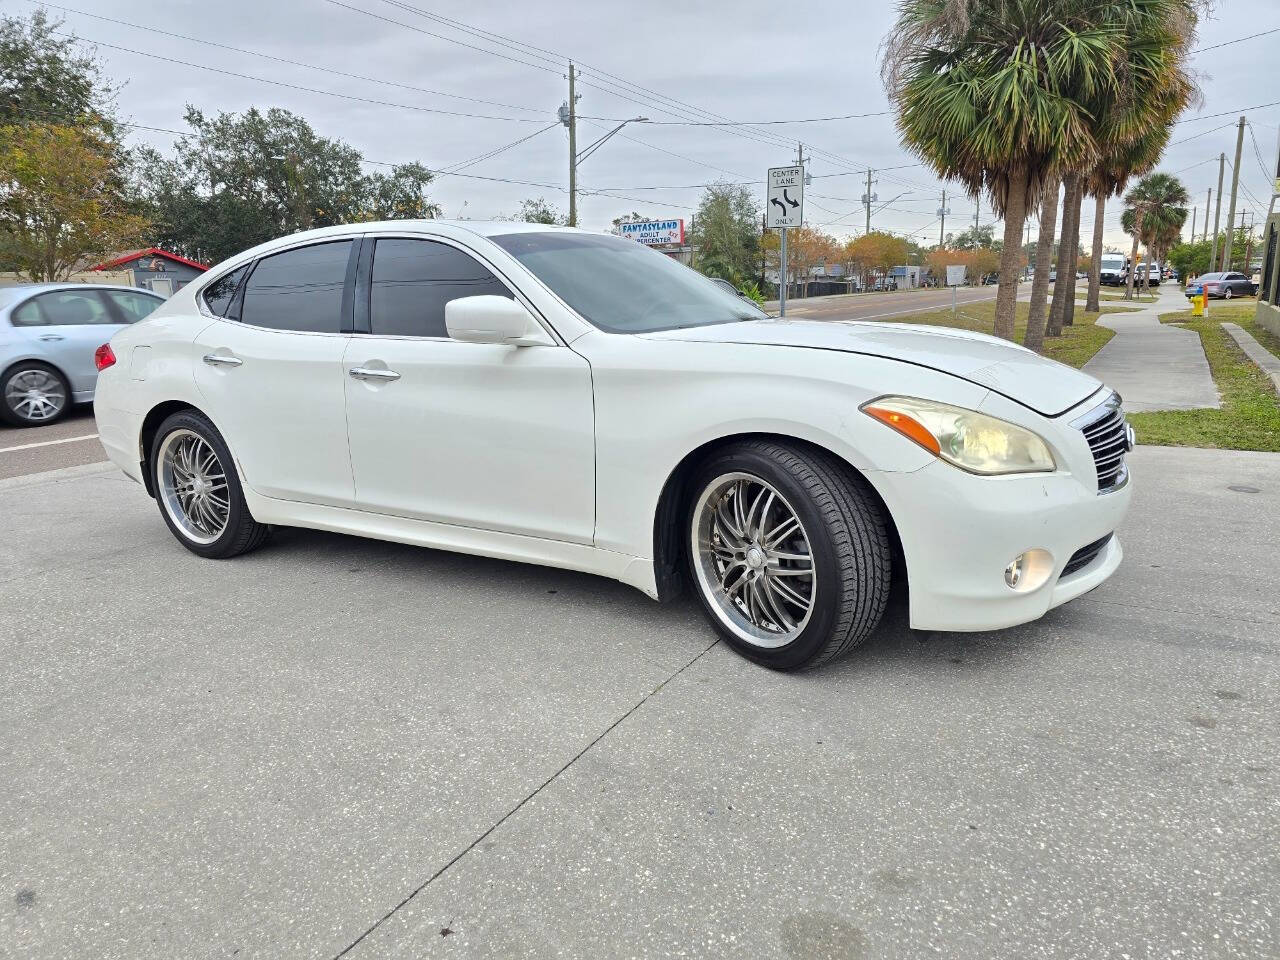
(138, 400), (206, 497)
(650, 431), (906, 604)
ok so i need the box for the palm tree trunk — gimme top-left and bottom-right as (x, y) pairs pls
(992, 167), (1029, 342)
(1047, 174), (1080, 337)
(1124, 213), (1142, 300)
(1061, 186), (1084, 327)
(1023, 182), (1060, 353)
(1085, 192), (1105, 312)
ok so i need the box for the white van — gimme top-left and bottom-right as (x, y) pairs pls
(1132, 262), (1161, 287)
(1099, 253), (1127, 286)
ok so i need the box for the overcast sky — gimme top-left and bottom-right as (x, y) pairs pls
(36, 0), (1280, 250)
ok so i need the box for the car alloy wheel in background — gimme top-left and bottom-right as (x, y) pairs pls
(2, 364), (68, 426)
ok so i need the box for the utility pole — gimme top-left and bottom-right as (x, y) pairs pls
(566, 62), (579, 227)
(1223, 116), (1245, 270)
(1210, 154), (1224, 273)
(863, 168), (876, 235)
(938, 189), (949, 246)
(1202, 189), (1211, 246)
(973, 197), (980, 233)
(1190, 207), (1196, 246)
(1242, 211), (1256, 272)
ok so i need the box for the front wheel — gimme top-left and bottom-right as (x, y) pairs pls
(1223, 287), (1234, 300)
(686, 441), (891, 670)
(151, 410), (270, 559)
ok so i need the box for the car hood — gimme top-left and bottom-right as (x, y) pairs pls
(643, 319), (1103, 417)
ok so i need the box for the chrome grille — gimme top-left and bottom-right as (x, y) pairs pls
(1073, 393), (1131, 492)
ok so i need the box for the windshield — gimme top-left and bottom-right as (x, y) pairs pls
(491, 230), (767, 333)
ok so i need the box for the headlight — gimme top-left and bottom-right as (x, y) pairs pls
(862, 396), (1056, 475)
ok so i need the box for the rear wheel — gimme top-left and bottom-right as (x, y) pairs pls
(1223, 286), (1234, 300)
(686, 441), (891, 670)
(1, 362), (69, 427)
(151, 410), (269, 559)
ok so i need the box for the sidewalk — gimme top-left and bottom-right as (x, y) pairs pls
(1082, 286), (1219, 411)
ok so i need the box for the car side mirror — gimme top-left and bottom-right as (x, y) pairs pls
(445, 295), (550, 346)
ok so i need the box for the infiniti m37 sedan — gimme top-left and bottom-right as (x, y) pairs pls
(94, 222), (1133, 670)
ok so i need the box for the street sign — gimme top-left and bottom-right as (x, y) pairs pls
(946, 264), (967, 287)
(767, 165), (804, 229)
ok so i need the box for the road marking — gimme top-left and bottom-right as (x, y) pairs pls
(0, 433), (99, 453)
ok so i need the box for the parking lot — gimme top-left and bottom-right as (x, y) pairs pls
(2, 443), (1277, 959)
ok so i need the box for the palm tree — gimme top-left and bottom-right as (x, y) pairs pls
(1122, 176), (1189, 296)
(883, 0), (1202, 344)
(1024, 183), (1060, 353)
(1046, 175), (1083, 337)
(1082, 127), (1170, 312)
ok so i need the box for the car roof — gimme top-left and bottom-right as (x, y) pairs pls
(0, 283), (161, 308)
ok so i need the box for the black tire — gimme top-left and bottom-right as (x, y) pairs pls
(1, 361), (70, 427)
(150, 409), (270, 559)
(685, 440), (891, 671)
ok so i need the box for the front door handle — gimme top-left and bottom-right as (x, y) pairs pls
(202, 354), (243, 367)
(39, 334), (65, 342)
(349, 367), (401, 382)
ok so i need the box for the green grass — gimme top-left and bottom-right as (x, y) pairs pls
(1128, 301), (1280, 452)
(1076, 289), (1158, 303)
(878, 299), (1131, 369)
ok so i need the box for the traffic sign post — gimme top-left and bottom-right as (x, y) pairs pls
(767, 165), (804, 317)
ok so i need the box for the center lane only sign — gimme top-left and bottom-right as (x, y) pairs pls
(766, 165), (804, 229)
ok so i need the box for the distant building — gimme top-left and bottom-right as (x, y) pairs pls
(91, 248), (208, 296)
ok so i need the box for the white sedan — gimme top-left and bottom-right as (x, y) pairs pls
(93, 222), (1133, 670)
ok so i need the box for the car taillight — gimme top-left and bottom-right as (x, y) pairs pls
(94, 343), (116, 371)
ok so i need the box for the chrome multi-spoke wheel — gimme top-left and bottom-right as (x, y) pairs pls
(692, 472), (816, 648)
(157, 428), (230, 545)
(4, 367), (66, 423)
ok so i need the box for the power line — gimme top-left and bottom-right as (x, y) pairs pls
(54, 31), (549, 123)
(442, 122), (561, 174)
(1175, 100), (1280, 124)
(1246, 122), (1274, 184)
(29, 0), (547, 115)
(1191, 27), (1280, 55)
(580, 110), (894, 127)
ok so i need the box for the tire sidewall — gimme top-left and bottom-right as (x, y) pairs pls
(151, 410), (253, 558)
(686, 446), (845, 670)
(2, 362), (70, 427)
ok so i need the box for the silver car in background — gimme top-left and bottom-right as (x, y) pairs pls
(0, 284), (163, 426)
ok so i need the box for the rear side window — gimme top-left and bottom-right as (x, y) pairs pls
(12, 290), (112, 326)
(240, 241), (354, 333)
(369, 238), (512, 337)
(105, 290), (162, 323)
(201, 265), (247, 317)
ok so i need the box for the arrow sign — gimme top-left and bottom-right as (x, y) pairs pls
(766, 165), (804, 229)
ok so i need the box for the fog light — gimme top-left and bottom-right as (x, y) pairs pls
(1004, 549), (1054, 592)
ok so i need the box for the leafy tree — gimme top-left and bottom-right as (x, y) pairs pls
(133, 106), (440, 263)
(784, 226), (838, 296)
(0, 123), (147, 281)
(950, 224), (995, 250)
(0, 10), (116, 132)
(610, 210), (645, 232)
(845, 231), (908, 289)
(689, 182), (760, 284)
(514, 196), (566, 225)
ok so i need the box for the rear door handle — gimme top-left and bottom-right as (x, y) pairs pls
(202, 354), (242, 367)
(349, 367), (400, 382)
(39, 334), (65, 342)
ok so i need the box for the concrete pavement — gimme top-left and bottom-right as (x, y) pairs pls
(1083, 286), (1220, 411)
(3, 447), (1279, 959)
(0, 406), (102, 480)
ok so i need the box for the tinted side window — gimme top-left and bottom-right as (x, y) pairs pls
(29, 290), (112, 325)
(370, 238), (512, 337)
(10, 299), (46, 327)
(201, 265), (247, 317)
(105, 290), (162, 323)
(241, 241), (353, 333)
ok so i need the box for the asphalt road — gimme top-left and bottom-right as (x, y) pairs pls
(0, 406), (102, 480)
(3, 445), (1278, 959)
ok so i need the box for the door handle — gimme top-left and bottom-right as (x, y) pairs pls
(202, 354), (242, 367)
(349, 367), (400, 382)
(39, 334), (65, 342)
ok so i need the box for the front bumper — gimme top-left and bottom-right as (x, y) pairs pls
(866, 404), (1133, 632)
